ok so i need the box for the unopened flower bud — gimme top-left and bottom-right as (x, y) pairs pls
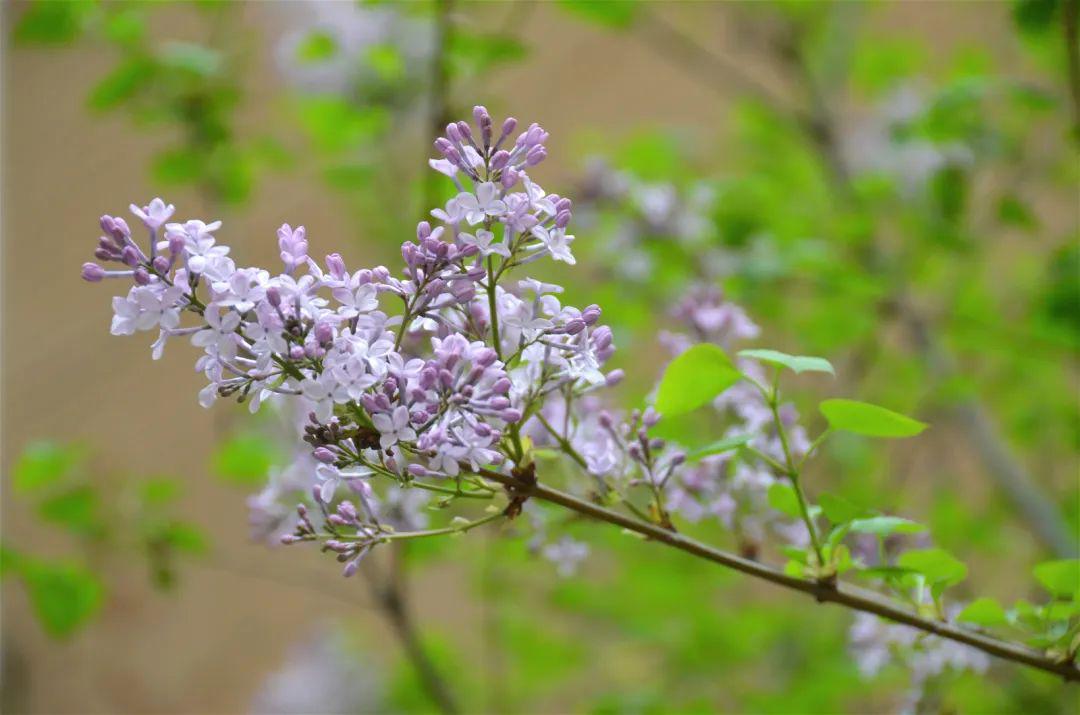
(490, 150), (510, 170)
(314, 321), (334, 344)
(121, 245), (140, 267)
(81, 262), (105, 282)
(133, 267), (151, 285)
(325, 253), (347, 279)
(604, 369), (625, 386)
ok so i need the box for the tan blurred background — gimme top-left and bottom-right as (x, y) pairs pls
(0, 2), (1039, 712)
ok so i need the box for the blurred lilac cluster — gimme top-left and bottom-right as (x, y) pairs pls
(849, 611), (990, 712)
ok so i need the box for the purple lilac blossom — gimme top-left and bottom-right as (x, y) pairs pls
(83, 106), (619, 576)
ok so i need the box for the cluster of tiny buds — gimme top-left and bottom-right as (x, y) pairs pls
(82, 210), (186, 286)
(433, 105), (548, 187)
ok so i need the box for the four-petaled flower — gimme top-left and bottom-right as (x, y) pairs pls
(372, 406), (418, 449)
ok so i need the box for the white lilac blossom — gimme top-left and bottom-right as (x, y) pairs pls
(250, 626), (382, 714)
(83, 106), (618, 576)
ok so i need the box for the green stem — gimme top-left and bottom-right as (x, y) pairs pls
(486, 255), (501, 359)
(766, 372), (826, 570)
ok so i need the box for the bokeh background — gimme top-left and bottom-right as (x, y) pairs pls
(2, 1), (1078, 713)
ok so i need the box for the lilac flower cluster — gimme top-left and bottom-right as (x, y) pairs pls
(83, 107), (619, 574)
(849, 611), (990, 713)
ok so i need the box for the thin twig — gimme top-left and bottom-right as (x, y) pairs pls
(475, 467), (1080, 683)
(363, 543), (460, 715)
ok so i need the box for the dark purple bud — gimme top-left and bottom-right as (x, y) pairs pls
(563, 319), (585, 335)
(152, 255), (170, 273)
(416, 221), (432, 240)
(582, 304), (601, 325)
(81, 262), (105, 282)
(492, 377), (511, 394)
(267, 286), (282, 307)
(290, 345), (305, 360)
(445, 123), (461, 142)
(489, 396), (510, 410)
(555, 197), (572, 213)
(280, 534), (302, 545)
(599, 411), (614, 429)
(501, 167), (520, 189)
(133, 267), (151, 285)
(456, 121), (473, 141)
(555, 210), (572, 229)
(168, 233), (185, 255)
(643, 407), (660, 428)
(94, 247), (113, 261)
(604, 369), (625, 386)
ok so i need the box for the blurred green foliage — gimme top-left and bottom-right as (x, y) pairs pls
(3, 442), (208, 636)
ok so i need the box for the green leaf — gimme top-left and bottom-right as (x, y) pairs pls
(687, 434), (752, 462)
(848, 516), (926, 537)
(448, 31), (527, 75)
(13, 0), (95, 44)
(21, 561), (104, 639)
(37, 486), (102, 536)
(158, 522), (209, 555)
(86, 57), (155, 112)
(655, 344), (742, 417)
(858, 565), (921, 581)
(897, 548), (967, 587)
(365, 43), (405, 80)
(138, 478), (182, 507)
(296, 30), (339, 63)
(738, 349), (835, 376)
(211, 434), (283, 486)
(1033, 559), (1080, 599)
(767, 482), (802, 519)
(13, 442), (81, 493)
(957, 597), (1008, 627)
(819, 492), (868, 523)
(557, 0), (637, 28)
(819, 399), (927, 438)
(151, 148), (203, 186)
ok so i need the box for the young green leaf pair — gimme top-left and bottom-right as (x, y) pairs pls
(654, 344), (927, 438)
